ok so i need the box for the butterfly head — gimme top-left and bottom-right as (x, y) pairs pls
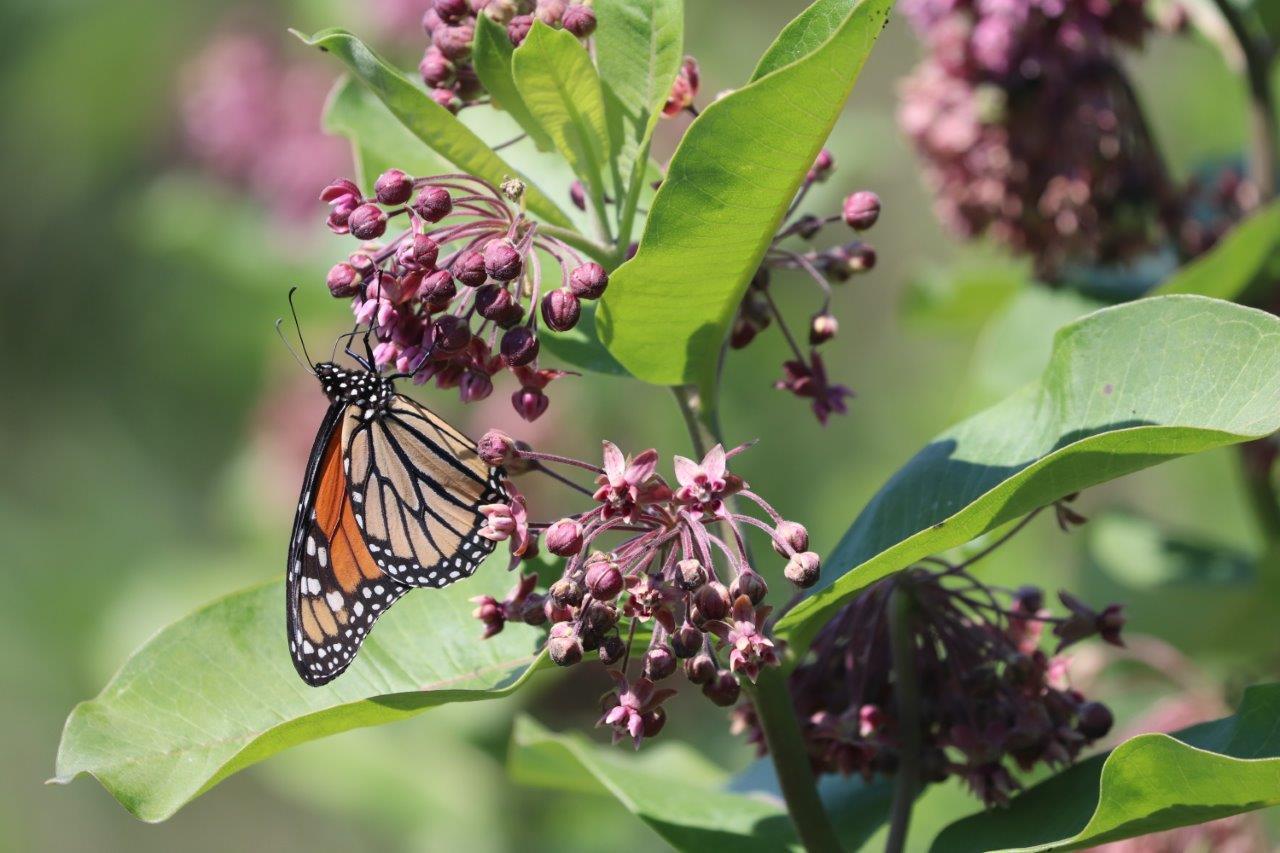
(315, 361), (395, 412)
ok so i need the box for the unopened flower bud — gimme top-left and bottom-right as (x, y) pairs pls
(543, 596), (573, 623)
(693, 581), (730, 622)
(549, 577), (584, 607)
(730, 570), (768, 605)
(326, 262), (361, 297)
(771, 521), (809, 557)
(434, 23), (475, 61)
(474, 284), (513, 320)
(796, 214), (824, 239)
(569, 262), (609, 299)
(434, 0), (469, 24)
(419, 45), (455, 87)
(500, 178), (525, 202)
(1013, 585), (1043, 614)
(569, 180), (586, 210)
(417, 269), (457, 308)
(685, 652), (716, 685)
(643, 645), (677, 680)
(541, 288), (581, 332)
(730, 316), (761, 349)
(545, 518), (584, 556)
(431, 314), (471, 353)
(484, 239), (523, 281)
(512, 386), (549, 421)
(1076, 701), (1114, 739)
(519, 593), (547, 626)
(670, 621), (703, 658)
(809, 313), (838, 345)
(452, 249), (487, 286)
(676, 559), (707, 591)
(374, 168), (414, 205)
(430, 87), (462, 113)
(642, 708), (667, 738)
(808, 148), (834, 183)
(507, 14), (533, 44)
(562, 4), (597, 36)
(348, 204), (388, 240)
(598, 634), (626, 666)
(583, 599), (619, 634)
(547, 623), (583, 666)
(414, 185), (453, 222)
(784, 551), (821, 588)
(400, 233), (440, 270)
(842, 190), (881, 230)
(500, 325), (540, 367)
(459, 370), (493, 402)
(536, 0), (567, 25)
(703, 671), (741, 706)
(585, 560), (624, 600)
(477, 429), (516, 466)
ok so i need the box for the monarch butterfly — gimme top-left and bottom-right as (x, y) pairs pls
(285, 321), (505, 686)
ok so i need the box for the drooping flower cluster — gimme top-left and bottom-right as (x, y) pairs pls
(320, 170), (608, 420)
(418, 0), (597, 113)
(179, 31), (349, 221)
(733, 530), (1124, 806)
(897, 0), (1169, 278)
(469, 435), (820, 747)
(732, 149), (881, 425)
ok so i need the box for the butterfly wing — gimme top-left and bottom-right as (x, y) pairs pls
(342, 394), (506, 588)
(287, 403), (409, 686)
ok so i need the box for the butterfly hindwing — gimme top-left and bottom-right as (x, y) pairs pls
(287, 403), (408, 686)
(342, 394), (505, 588)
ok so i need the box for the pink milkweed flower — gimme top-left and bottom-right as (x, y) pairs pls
(599, 673), (677, 748)
(705, 594), (778, 683)
(593, 441), (672, 522)
(478, 480), (534, 557)
(775, 351), (854, 425)
(672, 444), (743, 519)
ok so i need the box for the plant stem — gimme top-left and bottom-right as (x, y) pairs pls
(536, 224), (616, 266)
(672, 385), (709, 458)
(1211, 0), (1277, 200)
(746, 669), (845, 853)
(885, 582), (921, 853)
(1240, 441), (1280, 545)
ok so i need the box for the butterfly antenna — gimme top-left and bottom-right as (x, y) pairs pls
(287, 287), (317, 368)
(275, 319), (315, 374)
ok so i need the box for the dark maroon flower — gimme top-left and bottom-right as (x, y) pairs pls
(484, 238), (523, 281)
(702, 671), (741, 707)
(842, 191), (881, 230)
(417, 269), (457, 308)
(413, 185), (453, 222)
(541, 288), (580, 332)
(374, 168), (414, 205)
(600, 674), (677, 747)
(512, 386), (549, 422)
(562, 4), (597, 37)
(774, 352), (854, 425)
(326, 262), (361, 297)
(500, 326), (539, 367)
(348, 203), (388, 240)
(569, 262), (609, 299)
(451, 248), (488, 286)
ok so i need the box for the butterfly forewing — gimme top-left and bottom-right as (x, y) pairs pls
(342, 394), (506, 587)
(287, 403), (408, 686)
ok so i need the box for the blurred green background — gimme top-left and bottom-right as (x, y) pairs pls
(4, 0), (1275, 850)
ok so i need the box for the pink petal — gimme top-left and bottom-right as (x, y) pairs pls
(604, 706), (627, 726)
(601, 441), (626, 481)
(672, 455), (700, 488)
(627, 714), (644, 740)
(626, 449), (660, 485)
(702, 444), (726, 480)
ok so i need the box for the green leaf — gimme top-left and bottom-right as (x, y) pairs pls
(471, 15), (555, 152)
(323, 75), (451, 190)
(931, 683), (1280, 852)
(596, 0), (893, 393)
(776, 296), (1280, 656)
(751, 0), (867, 79)
(595, 0), (684, 237)
(508, 716), (803, 851)
(54, 565), (544, 822)
(512, 22), (611, 219)
(295, 28), (571, 228)
(1153, 200), (1280, 299)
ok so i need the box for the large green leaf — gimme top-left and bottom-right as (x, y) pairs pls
(931, 683), (1280, 851)
(512, 22), (611, 223)
(471, 15), (555, 152)
(323, 76), (450, 191)
(595, 0), (684, 239)
(295, 28), (571, 228)
(1153, 200), (1280, 299)
(775, 296), (1280, 656)
(595, 0), (893, 393)
(54, 563), (545, 822)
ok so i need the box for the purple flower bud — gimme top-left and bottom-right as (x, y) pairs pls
(484, 239), (523, 281)
(320, 178), (362, 204)
(374, 169), (414, 206)
(452, 249), (488, 286)
(431, 314), (471, 353)
(585, 559), (624, 600)
(459, 369), (493, 402)
(1076, 701), (1114, 739)
(474, 284), (513, 320)
(569, 180), (586, 211)
(642, 708), (668, 738)
(536, 0), (567, 25)
(413, 186), (453, 223)
(809, 312), (839, 345)
(434, 0), (469, 24)
(545, 518), (584, 557)
(430, 87), (462, 113)
(400, 233), (440, 271)
(507, 14), (533, 45)
(784, 551), (821, 588)
(416, 269), (456, 309)
(455, 62), (483, 99)
(1097, 604), (1125, 646)
(569, 262), (609, 299)
(796, 214), (824, 239)
(512, 386), (549, 421)
(842, 191), (881, 230)
(670, 621), (703, 658)
(808, 148), (835, 183)
(771, 521), (809, 557)
(598, 634), (626, 666)
(827, 243), (876, 280)
(702, 671), (741, 706)
(643, 645), (677, 680)
(729, 571), (768, 605)
(547, 622), (583, 666)
(550, 576), (585, 608)
(434, 23), (475, 60)
(520, 593), (548, 626)
(326, 262), (361, 297)
(419, 45), (456, 88)
(685, 652), (716, 685)
(541, 288), (581, 332)
(348, 204), (388, 240)
(562, 4), (597, 37)
(584, 599), (619, 634)
(349, 251), (377, 275)
(495, 302), (526, 329)
(676, 559), (707, 591)
(477, 429), (516, 466)
(422, 8), (443, 34)
(730, 317), (761, 349)
(1013, 585), (1043, 614)
(694, 581), (730, 622)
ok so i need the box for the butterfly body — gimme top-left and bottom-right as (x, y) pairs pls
(287, 361), (505, 686)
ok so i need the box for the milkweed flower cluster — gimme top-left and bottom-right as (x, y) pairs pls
(898, 0), (1167, 278)
(469, 435), (820, 747)
(418, 0), (597, 113)
(732, 562), (1123, 807)
(732, 149), (881, 424)
(319, 170), (608, 420)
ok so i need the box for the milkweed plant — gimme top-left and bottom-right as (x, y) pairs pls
(55, 0), (1280, 850)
